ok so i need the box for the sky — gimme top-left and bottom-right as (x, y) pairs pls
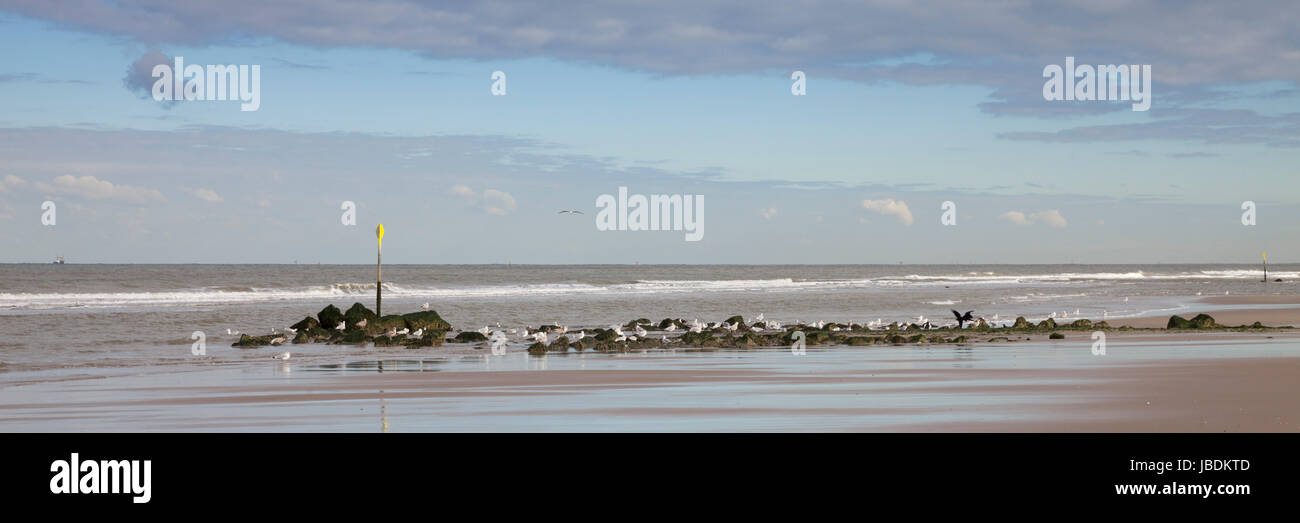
(0, 0), (1298, 264)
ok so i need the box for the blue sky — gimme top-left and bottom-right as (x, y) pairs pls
(1, 2), (1298, 264)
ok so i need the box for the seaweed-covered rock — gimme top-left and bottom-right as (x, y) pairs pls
(723, 315), (745, 326)
(453, 331), (488, 343)
(846, 336), (877, 346)
(333, 330), (370, 345)
(373, 335), (406, 347)
(1049, 332), (1065, 339)
(317, 304), (345, 330)
(291, 316), (320, 332)
(421, 330), (445, 346)
(950, 335), (968, 343)
(1037, 318), (1057, 330)
(401, 310), (451, 332)
(594, 329), (618, 342)
(1093, 321), (1110, 329)
(1166, 315), (1193, 329)
(1189, 314), (1217, 329)
(364, 315), (407, 336)
(1012, 316), (1033, 329)
(233, 334), (278, 348)
(527, 342), (548, 355)
(344, 302), (377, 330)
(1069, 319), (1092, 329)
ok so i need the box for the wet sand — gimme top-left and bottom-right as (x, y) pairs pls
(2, 331), (1298, 432)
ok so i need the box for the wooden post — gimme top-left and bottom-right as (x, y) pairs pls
(376, 224), (385, 316)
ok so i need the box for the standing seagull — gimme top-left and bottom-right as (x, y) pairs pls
(951, 310), (975, 328)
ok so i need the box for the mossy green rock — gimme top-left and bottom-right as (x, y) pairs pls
(401, 310), (451, 332)
(317, 304), (345, 330)
(1167, 315), (1193, 329)
(344, 302), (377, 330)
(1037, 318), (1057, 329)
(453, 331), (488, 343)
(1012, 317), (1032, 329)
(291, 316), (320, 332)
(1069, 319), (1092, 329)
(1189, 314), (1217, 329)
(527, 342), (548, 355)
(233, 334), (277, 348)
(1049, 332), (1065, 339)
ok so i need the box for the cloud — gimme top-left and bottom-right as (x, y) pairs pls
(482, 189), (516, 215)
(999, 210), (1068, 228)
(188, 188), (223, 203)
(861, 199), (913, 225)
(34, 175), (165, 205)
(451, 184), (476, 198)
(452, 184), (516, 215)
(122, 50), (173, 104)
(0, 175), (24, 192)
(759, 207), (777, 220)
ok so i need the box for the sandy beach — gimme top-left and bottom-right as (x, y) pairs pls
(3, 329), (1297, 432)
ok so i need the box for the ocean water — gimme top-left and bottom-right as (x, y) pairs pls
(0, 263), (1295, 372)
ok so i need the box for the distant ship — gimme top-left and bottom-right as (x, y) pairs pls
(52, 256), (65, 265)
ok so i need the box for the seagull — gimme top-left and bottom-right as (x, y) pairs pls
(532, 331), (549, 344)
(688, 323), (703, 333)
(724, 322), (739, 332)
(665, 324), (678, 332)
(614, 335), (627, 342)
(395, 328), (410, 336)
(661, 336), (670, 343)
(385, 328), (397, 337)
(412, 328), (424, 337)
(285, 327), (297, 336)
(355, 319), (367, 328)
(574, 331), (587, 341)
(477, 326), (492, 336)
(755, 313), (764, 322)
(273, 352), (290, 360)
(227, 328), (240, 335)
(609, 324), (624, 336)
(951, 310), (975, 328)
(335, 322), (346, 331)
(421, 302), (430, 310)
(558, 210), (584, 215)
(634, 325), (648, 337)
(628, 335), (638, 342)
(270, 336), (286, 345)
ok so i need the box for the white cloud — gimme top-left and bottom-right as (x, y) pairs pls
(1000, 209), (1068, 228)
(188, 188), (223, 203)
(34, 175), (165, 205)
(861, 199), (913, 225)
(0, 175), (25, 192)
(760, 207), (777, 220)
(451, 184), (476, 198)
(482, 189), (516, 215)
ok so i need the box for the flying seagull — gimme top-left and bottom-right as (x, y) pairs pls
(952, 310), (975, 328)
(558, 210), (584, 215)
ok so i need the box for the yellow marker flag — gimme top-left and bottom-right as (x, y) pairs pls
(376, 223), (385, 248)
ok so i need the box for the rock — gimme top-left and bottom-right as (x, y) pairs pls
(1069, 319), (1092, 329)
(679, 331), (713, 346)
(344, 303), (377, 330)
(1189, 314), (1217, 329)
(846, 336), (876, 346)
(421, 330), (445, 346)
(973, 318), (989, 330)
(373, 335), (406, 347)
(233, 333), (277, 348)
(1012, 317), (1032, 329)
(1250, 321), (1265, 329)
(291, 316), (320, 332)
(906, 334), (925, 343)
(367, 315), (408, 336)
(1049, 332), (1065, 339)
(527, 342), (548, 355)
(657, 318), (680, 330)
(333, 330), (369, 345)
(453, 331), (489, 343)
(950, 335), (968, 343)
(724, 315), (745, 326)
(594, 329), (618, 342)
(1093, 321), (1110, 329)
(317, 304), (345, 330)
(1037, 318), (1057, 329)
(1166, 315), (1193, 329)
(401, 310), (451, 332)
